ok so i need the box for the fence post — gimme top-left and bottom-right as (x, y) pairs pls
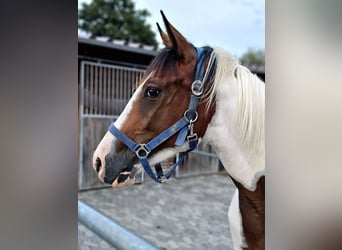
(79, 61), (85, 189)
(78, 200), (159, 250)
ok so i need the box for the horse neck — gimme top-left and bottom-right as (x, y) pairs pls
(202, 49), (265, 249)
(203, 50), (265, 190)
(232, 176), (265, 250)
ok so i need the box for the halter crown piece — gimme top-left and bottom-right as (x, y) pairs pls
(108, 46), (215, 183)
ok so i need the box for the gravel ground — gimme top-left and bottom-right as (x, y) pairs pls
(78, 172), (236, 250)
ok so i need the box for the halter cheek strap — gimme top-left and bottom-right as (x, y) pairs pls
(108, 46), (213, 183)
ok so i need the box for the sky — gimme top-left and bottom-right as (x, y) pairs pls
(78, 0), (264, 57)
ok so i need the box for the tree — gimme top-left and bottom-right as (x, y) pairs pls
(239, 48), (265, 66)
(78, 0), (158, 47)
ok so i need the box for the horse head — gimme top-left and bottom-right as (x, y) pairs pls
(92, 11), (216, 187)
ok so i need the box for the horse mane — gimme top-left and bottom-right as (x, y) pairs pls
(205, 48), (265, 158)
(234, 64), (265, 157)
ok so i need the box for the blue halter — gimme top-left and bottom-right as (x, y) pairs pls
(108, 47), (212, 183)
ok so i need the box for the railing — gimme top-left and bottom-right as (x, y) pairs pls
(79, 61), (145, 190)
(78, 200), (159, 250)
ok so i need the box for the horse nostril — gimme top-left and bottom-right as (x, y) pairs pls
(95, 157), (102, 173)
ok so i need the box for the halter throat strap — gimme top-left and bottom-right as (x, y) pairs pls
(108, 46), (214, 183)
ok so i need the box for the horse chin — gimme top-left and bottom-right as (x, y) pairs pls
(111, 171), (135, 188)
(110, 164), (141, 188)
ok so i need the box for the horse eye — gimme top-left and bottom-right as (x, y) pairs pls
(145, 87), (161, 98)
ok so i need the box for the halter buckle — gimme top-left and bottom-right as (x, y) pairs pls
(135, 144), (150, 158)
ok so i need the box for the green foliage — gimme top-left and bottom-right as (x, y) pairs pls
(78, 0), (158, 47)
(239, 48), (265, 66)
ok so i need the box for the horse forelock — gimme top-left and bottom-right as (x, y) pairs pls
(144, 47), (180, 79)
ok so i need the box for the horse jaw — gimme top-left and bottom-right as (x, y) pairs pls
(111, 142), (190, 188)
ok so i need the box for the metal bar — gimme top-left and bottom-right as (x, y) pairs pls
(94, 65), (98, 115)
(79, 61), (85, 189)
(121, 68), (124, 106)
(111, 68), (115, 113)
(126, 70), (130, 101)
(99, 66), (103, 114)
(106, 67), (109, 115)
(84, 64), (88, 114)
(90, 65), (94, 114)
(111, 69), (120, 115)
(77, 55), (150, 70)
(125, 69), (129, 102)
(78, 200), (159, 250)
(82, 60), (147, 72)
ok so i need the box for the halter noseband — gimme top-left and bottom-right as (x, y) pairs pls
(108, 46), (214, 183)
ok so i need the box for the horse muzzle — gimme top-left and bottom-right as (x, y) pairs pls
(102, 152), (138, 187)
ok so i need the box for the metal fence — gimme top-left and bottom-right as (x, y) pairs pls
(79, 60), (219, 190)
(78, 200), (159, 250)
(80, 61), (143, 116)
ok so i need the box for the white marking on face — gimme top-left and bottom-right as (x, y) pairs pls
(114, 83), (144, 129)
(114, 72), (153, 129)
(228, 189), (247, 250)
(110, 71), (192, 175)
(92, 75), (151, 183)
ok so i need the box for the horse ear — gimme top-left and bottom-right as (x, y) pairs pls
(159, 10), (194, 59)
(156, 22), (172, 47)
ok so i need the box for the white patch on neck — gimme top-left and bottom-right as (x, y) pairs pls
(228, 189), (248, 250)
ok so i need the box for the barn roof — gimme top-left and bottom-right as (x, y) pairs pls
(78, 33), (264, 80)
(78, 34), (158, 68)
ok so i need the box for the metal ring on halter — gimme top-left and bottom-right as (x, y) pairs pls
(135, 144), (150, 158)
(191, 80), (203, 96)
(184, 110), (198, 123)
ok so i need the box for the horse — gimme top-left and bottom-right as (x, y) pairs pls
(92, 11), (265, 250)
